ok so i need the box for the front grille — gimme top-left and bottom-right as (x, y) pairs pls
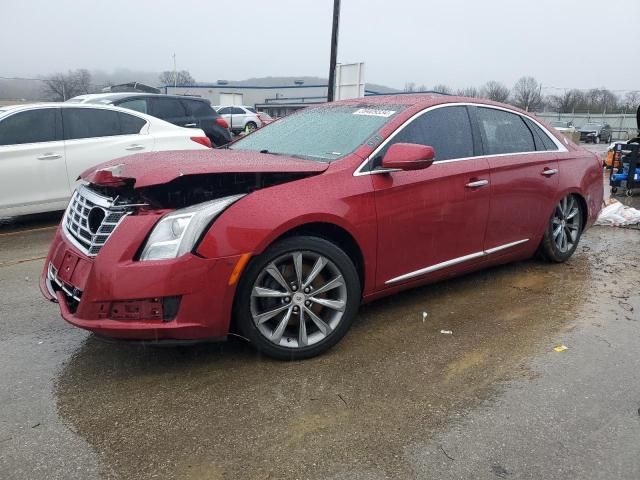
(63, 185), (131, 256)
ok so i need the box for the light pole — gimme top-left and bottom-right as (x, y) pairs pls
(326, 0), (340, 102)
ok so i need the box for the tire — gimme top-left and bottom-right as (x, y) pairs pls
(245, 121), (257, 133)
(538, 194), (583, 263)
(611, 187), (618, 194)
(234, 236), (361, 360)
(594, 135), (600, 144)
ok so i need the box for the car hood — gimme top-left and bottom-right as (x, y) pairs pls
(81, 149), (330, 188)
(579, 126), (600, 132)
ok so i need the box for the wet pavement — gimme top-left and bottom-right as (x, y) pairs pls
(1, 169), (640, 479)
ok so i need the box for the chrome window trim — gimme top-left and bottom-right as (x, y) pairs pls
(384, 238), (529, 285)
(353, 102), (567, 177)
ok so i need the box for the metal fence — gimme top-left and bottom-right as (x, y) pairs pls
(535, 112), (638, 140)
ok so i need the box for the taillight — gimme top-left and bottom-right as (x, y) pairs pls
(216, 117), (229, 129)
(191, 136), (212, 148)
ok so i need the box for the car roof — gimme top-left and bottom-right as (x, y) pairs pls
(69, 93), (210, 104)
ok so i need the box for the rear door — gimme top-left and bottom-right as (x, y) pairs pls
(372, 105), (491, 288)
(0, 107), (70, 215)
(62, 107), (154, 190)
(473, 106), (559, 255)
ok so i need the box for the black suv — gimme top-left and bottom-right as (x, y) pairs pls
(69, 93), (232, 147)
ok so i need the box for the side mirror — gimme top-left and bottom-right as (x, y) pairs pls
(381, 143), (435, 171)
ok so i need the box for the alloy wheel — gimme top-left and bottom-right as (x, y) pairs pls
(552, 196), (580, 253)
(250, 251), (347, 349)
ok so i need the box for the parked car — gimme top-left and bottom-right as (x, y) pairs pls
(578, 122), (612, 143)
(213, 105), (262, 134)
(0, 103), (211, 217)
(549, 120), (576, 133)
(68, 93), (232, 147)
(41, 95), (603, 360)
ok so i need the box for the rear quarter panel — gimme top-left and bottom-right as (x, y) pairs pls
(556, 147), (603, 227)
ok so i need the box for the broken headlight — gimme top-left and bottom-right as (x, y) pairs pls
(140, 194), (244, 261)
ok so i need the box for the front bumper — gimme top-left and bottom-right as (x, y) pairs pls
(40, 215), (243, 341)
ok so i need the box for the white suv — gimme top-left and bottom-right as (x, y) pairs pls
(0, 103), (211, 217)
(213, 105), (262, 134)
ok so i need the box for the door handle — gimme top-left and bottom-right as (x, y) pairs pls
(184, 123), (197, 127)
(125, 144), (145, 151)
(465, 179), (489, 188)
(36, 153), (61, 160)
(541, 168), (558, 176)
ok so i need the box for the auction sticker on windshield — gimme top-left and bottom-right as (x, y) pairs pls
(353, 108), (396, 117)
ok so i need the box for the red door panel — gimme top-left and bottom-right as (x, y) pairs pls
(484, 153), (559, 251)
(372, 158), (491, 288)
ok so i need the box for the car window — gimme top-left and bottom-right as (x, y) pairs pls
(230, 107), (245, 115)
(152, 98), (187, 119)
(217, 107), (232, 115)
(63, 108), (121, 140)
(476, 107), (536, 155)
(182, 99), (214, 117)
(373, 106), (474, 167)
(119, 112), (147, 134)
(525, 119), (558, 151)
(246, 107), (257, 113)
(0, 108), (57, 146)
(118, 99), (148, 114)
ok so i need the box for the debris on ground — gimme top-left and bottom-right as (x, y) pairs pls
(594, 200), (640, 227)
(554, 345), (568, 352)
(440, 330), (453, 335)
(423, 312), (428, 322)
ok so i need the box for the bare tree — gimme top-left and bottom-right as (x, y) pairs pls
(404, 82), (416, 92)
(480, 81), (510, 102)
(432, 84), (452, 94)
(512, 76), (542, 111)
(42, 69), (94, 101)
(159, 70), (196, 86)
(456, 87), (479, 97)
(549, 89), (584, 113)
(623, 91), (640, 110)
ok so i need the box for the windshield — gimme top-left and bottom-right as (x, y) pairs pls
(582, 123), (600, 129)
(551, 121), (566, 127)
(230, 104), (404, 161)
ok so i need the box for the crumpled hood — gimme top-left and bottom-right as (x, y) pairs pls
(81, 149), (329, 188)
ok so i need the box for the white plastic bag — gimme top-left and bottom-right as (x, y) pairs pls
(594, 200), (640, 226)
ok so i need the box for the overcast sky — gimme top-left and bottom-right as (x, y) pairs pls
(2, 0), (639, 93)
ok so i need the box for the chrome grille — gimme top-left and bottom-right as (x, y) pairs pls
(63, 185), (130, 256)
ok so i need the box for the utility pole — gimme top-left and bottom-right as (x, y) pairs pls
(326, 0), (340, 102)
(173, 53), (177, 88)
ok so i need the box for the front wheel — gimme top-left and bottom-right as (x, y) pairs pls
(538, 195), (583, 262)
(234, 236), (361, 360)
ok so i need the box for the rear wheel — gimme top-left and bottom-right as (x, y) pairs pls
(235, 236), (360, 360)
(538, 195), (583, 262)
(245, 121), (257, 133)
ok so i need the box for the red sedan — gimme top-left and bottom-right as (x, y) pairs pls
(40, 95), (603, 359)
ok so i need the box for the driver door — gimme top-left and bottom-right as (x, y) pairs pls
(371, 106), (491, 288)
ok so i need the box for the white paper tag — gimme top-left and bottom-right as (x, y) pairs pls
(353, 108), (396, 118)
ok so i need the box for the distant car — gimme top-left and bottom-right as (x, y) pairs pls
(549, 120), (576, 133)
(68, 93), (232, 147)
(578, 122), (612, 144)
(0, 103), (211, 217)
(213, 105), (262, 134)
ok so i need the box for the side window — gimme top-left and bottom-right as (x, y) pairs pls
(373, 106), (474, 168)
(63, 108), (120, 140)
(231, 107), (245, 115)
(0, 109), (57, 146)
(217, 107), (232, 115)
(119, 112), (147, 135)
(183, 100), (213, 117)
(246, 107), (257, 113)
(152, 98), (187, 119)
(525, 118), (558, 151)
(118, 99), (148, 114)
(476, 107), (535, 154)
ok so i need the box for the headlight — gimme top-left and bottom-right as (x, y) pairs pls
(140, 194), (244, 261)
